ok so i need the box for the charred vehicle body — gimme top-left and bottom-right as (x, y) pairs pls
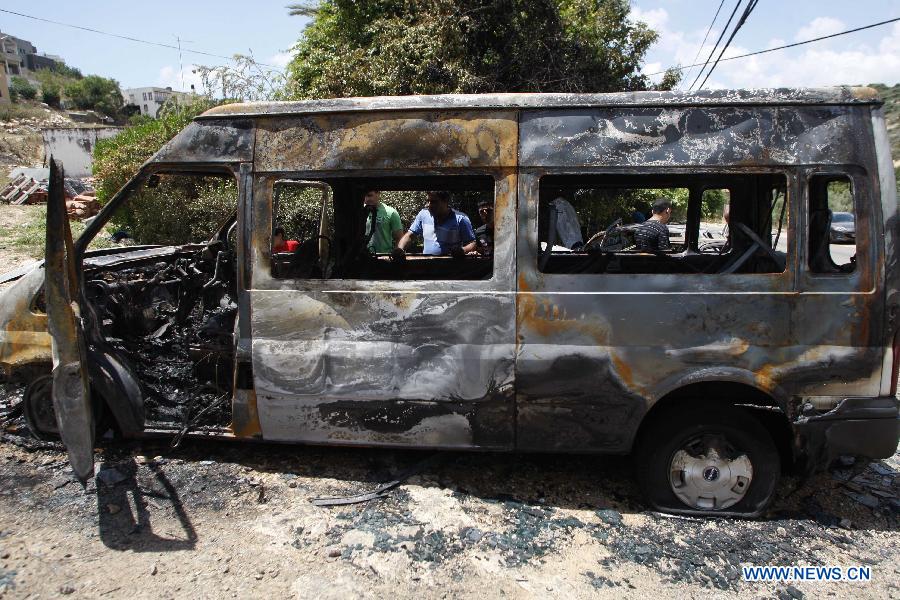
(1, 87), (898, 516)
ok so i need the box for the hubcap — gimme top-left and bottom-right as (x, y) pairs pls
(669, 434), (753, 510)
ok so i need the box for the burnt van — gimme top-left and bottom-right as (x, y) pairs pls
(1, 87), (898, 516)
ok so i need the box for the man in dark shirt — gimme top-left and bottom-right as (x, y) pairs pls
(634, 199), (673, 251)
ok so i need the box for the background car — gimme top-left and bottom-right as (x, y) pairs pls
(829, 211), (856, 243)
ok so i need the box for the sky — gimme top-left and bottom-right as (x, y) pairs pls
(1, 1), (899, 93)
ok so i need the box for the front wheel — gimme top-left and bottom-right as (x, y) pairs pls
(635, 404), (780, 517)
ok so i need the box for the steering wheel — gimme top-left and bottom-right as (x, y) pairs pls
(224, 221), (238, 251)
(585, 218), (623, 250)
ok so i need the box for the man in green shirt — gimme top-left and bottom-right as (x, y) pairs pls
(364, 189), (404, 253)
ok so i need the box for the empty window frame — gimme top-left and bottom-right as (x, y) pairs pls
(271, 175), (495, 281)
(808, 174), (856, 273)
(88, 171), (238, 251)
(537, 173), (788, 275)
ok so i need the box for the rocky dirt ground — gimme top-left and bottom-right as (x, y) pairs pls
(0, 380), (896, 600)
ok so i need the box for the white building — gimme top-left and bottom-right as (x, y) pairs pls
(122, 86), (195, 118)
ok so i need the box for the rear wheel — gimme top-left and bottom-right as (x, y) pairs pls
(635, 403), (780, 516)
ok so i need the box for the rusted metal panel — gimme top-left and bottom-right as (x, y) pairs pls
(44, 159), (94, 481)
(254, 111), (517, 172)
(0, 267), (50, 379)
(151, 119), (254, 165)
(251, 290), (516, 447)
(519, 106), (872, 168)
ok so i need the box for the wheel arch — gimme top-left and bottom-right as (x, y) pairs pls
(630, 375), (796, 470)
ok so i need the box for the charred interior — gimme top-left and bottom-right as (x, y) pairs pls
(538, 173), (788, 275)
(85, 245), (237, 427)
(83, 242), (236, 430)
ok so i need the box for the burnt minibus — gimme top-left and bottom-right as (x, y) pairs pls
(1, 87), (897, 516)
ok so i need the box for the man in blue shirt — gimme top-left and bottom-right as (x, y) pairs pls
(395, 191), (476, 257)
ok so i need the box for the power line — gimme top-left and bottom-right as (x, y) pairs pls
(681, 0), (727, 87)
(695, 0), (759, 89)
(0, 7), (284, 71)
(687, 0), (745, 91)
(648, 16), (900, 77)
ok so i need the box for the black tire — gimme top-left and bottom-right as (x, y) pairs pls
(635, 403), (780, 517)
(22, 375), (58, 441)
(23, 374), (108, 442)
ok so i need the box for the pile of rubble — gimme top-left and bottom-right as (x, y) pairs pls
(0, 166), (97, 218)
(1, 110), (73, 136)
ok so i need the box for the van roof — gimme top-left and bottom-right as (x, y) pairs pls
(196, 86), (881, 120)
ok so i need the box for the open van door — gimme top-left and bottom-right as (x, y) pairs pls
(44, 158), (94, 481)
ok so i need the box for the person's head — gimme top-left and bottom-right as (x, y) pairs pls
(426, 190), (452, 220)
(478, 199), (493, 226)
(273, 226), (285, 244)
(363, 189), (381, 207)
(651, 199), (673, 223)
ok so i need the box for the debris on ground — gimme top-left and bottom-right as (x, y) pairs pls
(0, 382), (896, 597)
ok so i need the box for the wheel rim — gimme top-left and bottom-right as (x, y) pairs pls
(669, 433), (753, 510)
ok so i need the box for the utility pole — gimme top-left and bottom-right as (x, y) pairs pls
(174, 35), (194, 92)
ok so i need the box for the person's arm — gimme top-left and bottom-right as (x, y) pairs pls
(390, 210), (404, 246)
(398, 212), (423, 251)
(460, 215), (477, 253)
(396, 230), (414, 251)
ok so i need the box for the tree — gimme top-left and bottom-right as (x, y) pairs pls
(194, 54), (286, 101)
(64, 75), (124, 117)
(285, 0), (679, 99)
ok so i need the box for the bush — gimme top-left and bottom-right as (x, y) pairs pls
(41, 83), (61, 107)
(34, 69), (70, 108)
(108, 175), (237, 245)
(93, 99), (225, 243)
(10, 76), (37, 101)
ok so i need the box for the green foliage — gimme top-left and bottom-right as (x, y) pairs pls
(285, 0), (677, 99)
(34, 69), (77, 108)
(194, 54), (286, 101)
(127, 113), (154, 126)
(92, 99), (225, 243)
(827, 180), (854, 213)
(52, 62), (83, 80)
(275, 186), (330, 242)
(10, 76), (37, 101)
(64, 75), (124, 117)
(97, 176), (237, 246)
(93, 99), (217, 204)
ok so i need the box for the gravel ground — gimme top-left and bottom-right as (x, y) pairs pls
(0, 382), (897, 599)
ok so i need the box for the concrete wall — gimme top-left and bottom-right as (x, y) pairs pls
(41, 127), (122, 177)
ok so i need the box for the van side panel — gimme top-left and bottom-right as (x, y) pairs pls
(872, 106), (900, 396)
(515, 105), (884, 453)
(247, 112), (519, 449)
